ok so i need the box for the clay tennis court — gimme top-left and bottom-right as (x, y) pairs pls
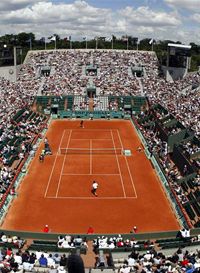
(1, 120), (180, 234)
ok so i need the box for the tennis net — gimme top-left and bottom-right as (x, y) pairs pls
(59, 148), (123, 155)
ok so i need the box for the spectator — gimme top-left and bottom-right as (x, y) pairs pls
(67, 254), (85, 273)
(39, 254), (48, 267)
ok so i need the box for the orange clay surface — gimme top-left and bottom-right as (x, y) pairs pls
(1, 120), (180, 234)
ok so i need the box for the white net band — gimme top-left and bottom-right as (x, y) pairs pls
(59, 148), (123, 155)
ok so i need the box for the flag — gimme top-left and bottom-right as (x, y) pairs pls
(105, 37), (112, 42)
(50, 36), (56, 41)
(83, 37), (87, 40)
(149, 38), (154, 45)
(48, 35), (57, 49)
(64, 36), (71, 41)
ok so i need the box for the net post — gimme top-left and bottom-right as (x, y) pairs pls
(59, 148), (64, 155)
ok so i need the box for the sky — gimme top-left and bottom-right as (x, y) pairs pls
(0, 0), (200, 43)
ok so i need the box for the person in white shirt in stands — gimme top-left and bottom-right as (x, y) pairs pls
(91, 181), (99, 197)
(57, 265), (66, 273)
(61, 239), (71, 248)
(47, 254), (55, 268)
(127, 255), (135, 268)
(14, 252), (22, 265)
(180, 228), (190, 239)
(119, 265), (130, 273)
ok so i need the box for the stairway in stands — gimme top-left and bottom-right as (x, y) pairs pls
(81, 241), (96, 268)
(64, 97), (68, 110)
(89, 98), (94, 111)
(137, 77), (144, 96)
(93, 96), (109, 111)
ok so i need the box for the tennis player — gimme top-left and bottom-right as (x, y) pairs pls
(80, 120), (84, 128)
(91, 181), (98, 197)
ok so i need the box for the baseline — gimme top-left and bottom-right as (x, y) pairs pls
(70, 139), (112, 141)
(71, 129), (118, 131)
(62, 173), (120, 176)
(45, 196), (137, 200)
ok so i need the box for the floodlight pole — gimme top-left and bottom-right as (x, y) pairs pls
(14, 46), (17, 82)
(111, 37), (113, 50)
(136, 42), (139, 51)
(30, 39), (32, 51)
(96, 38), (98, 50)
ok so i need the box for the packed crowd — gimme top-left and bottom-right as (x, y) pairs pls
(22, 50), (200, 137)
(0, 231), (87, 273)
(0, 71), (47, 205)
(0, 247), (72, 273)
(181, 140), (200, 157)
(117, 247), (200, 273)
(137, 111), (199, 226)
(27, 51), (90, 96)
(93, 51), (140, 96)
(0, 167), (15, 201)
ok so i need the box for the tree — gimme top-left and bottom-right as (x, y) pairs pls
(17, 32), (35, 46)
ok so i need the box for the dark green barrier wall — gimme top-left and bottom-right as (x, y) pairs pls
(0, 228), (200, 241)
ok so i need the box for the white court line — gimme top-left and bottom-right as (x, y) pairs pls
(110, 130), (126, 198)
(46, 197), (137, 200)
(90, 139), (92, 174)
(124, 156), (137, 198)
(117, 129), (124, 149)
(62, 173), (120, 176)
(55, 130), (72, 198)
(117, 130), (137, 198)
(72, 138), (112, 140)
(72, 129), (115, 131)
(44, 129), (67, 198)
